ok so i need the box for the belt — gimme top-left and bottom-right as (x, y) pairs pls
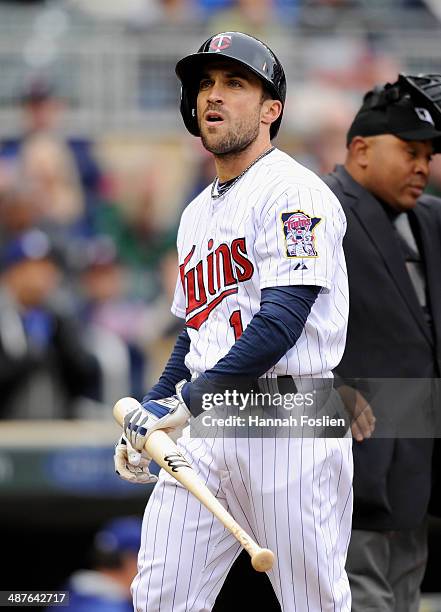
(257, 376), (334, 395)
(191, 372), (332, 396)
(257, 376), (297, 394)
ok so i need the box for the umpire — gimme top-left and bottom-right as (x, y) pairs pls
(324, 75), (441, 611)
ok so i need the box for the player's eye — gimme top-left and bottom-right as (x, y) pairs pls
(199, 79), (212, 91)
(228, 79), (242, 88)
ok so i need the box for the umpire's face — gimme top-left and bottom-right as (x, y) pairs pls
(357, 134), (434, 211)
(196, 61), (277, 156)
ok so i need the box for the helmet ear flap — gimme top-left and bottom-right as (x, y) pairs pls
(180, 84), (200, 137)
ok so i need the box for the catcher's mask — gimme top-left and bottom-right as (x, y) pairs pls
(347, 73), (441, 152)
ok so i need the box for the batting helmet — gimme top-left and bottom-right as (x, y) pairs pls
(175, 32), (286, 140)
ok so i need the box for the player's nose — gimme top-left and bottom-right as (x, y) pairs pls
(206, 82), (224, 104)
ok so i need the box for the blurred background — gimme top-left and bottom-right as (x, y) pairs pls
(0, 0), (440, 608)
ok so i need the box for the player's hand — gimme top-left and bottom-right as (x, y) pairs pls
(337, 385), (376, 442)
(114, 435), (158, 484)
(123, 380), (191, 453)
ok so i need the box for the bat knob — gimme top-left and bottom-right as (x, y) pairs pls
(113, 397), (142, 424)
(251, 548), (275, 572)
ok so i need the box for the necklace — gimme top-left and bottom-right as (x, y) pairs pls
(211, 146), (275, 199)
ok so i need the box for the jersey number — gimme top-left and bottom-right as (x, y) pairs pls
(229, 310), (244, 341)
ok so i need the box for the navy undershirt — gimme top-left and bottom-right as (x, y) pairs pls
(143, 284), (320, 416)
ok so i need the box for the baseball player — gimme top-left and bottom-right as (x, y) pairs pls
(114, 32), (353, 611)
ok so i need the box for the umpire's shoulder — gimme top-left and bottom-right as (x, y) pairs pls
(418, 192), (441, 229)
(419, 192), (441, 211)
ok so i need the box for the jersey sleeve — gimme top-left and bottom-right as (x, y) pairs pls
(254, 184), (346, 292)
(171, 273), (186, 319)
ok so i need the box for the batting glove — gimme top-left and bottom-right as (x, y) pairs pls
(114, 435), (158, 485)
(123, 380), (190, 454)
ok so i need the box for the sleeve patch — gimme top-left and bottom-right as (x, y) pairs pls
(281, 210), (322, 258)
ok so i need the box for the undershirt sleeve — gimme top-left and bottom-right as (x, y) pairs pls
(181, 284), (320, 416)
(143, 285), (320, 413)
(142, 328), (191, 403)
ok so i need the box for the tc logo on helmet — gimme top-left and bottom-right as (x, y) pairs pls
(209, 34), (232, 52)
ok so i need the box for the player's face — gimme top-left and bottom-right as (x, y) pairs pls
(196, 62), (266, 156)
(363, 135), (433, 211)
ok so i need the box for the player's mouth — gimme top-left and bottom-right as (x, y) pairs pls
(204, 111), (224, 126)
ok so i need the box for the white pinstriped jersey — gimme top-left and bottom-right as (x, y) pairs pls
(134, 147), (353, 612)
(171, 148), (349, 378)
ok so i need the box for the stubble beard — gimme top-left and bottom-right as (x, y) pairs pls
(199, 112), (260, 158)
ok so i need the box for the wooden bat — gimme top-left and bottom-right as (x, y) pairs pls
(113, 397), (275, 572)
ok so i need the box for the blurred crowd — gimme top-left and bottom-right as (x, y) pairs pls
(0, 0), (440, 421)
(47, 516), (142, 612)
(0, 3), (441, 611)
(0, 78), (183, 419)
(68, 0), (437, 31)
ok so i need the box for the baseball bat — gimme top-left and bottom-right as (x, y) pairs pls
(113, 397), (275, 572)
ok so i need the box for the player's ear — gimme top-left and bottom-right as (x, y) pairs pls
(348, 136), (371, 169)
(261, 99), (282, 129)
